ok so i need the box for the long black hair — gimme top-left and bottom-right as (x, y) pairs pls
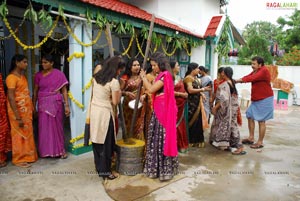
(170, 60), (177, 69)
(184, 62), (199, 77)
(94, 56), (125, 85)
(42, 54), (54, 63)
(198, 65), (209, 73)
(9, 54), (27, 73)
(123, 58), (140, 77)
(223, 67), (238, 95)
(150, 52), (171, 73)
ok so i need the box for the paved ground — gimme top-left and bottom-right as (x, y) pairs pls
(1, 105), (300, 201)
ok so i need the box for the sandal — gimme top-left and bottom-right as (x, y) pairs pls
(61, 153), (68, 159)
(250, 144), (264, 149)
(15, 162), (31, 168)
(232, 148), (247, 155)
(103, 174), (119, 180)
(242, 139), (254, 144)
(198, 142), (205, 148)
(0, 161), (7, 168)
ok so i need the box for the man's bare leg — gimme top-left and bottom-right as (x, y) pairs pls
(247, 118), (255, 141)
(257, 121), (266, 145)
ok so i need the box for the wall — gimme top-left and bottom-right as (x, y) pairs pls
(228, 65), (300, 106)
(121, 0), (221, 66)
(123, 0), (220, 35)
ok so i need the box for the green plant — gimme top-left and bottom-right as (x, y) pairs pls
(276, 47), (300, 66)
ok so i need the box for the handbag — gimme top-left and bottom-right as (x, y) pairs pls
(84, 119), (90, 146)
(84, 80), (93, 146)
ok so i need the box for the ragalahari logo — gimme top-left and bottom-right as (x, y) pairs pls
(266, 2), (298, 9)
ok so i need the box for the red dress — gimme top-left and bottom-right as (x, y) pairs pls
(0, 74), (11, 164)
(174, 78), (188, 151)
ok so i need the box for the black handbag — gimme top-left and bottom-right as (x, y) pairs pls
(83, 122), (90, 146)
(84, 80), (93, 146)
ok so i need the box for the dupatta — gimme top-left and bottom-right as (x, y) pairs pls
(152, 71), (178, 156)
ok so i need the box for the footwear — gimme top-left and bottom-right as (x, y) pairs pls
(15, 162), (31, 168)
(198, 142), (205, 148)
(188, 143), (194, 148)
(232, 150), (247, 155)
(61, 153), (68, 159)
(250, 144), (264, 149)
(178, 148), (188, 153)
(242, 139), (254, 144)
(0, 161), (7, 168)
(103, 174), (119, 180)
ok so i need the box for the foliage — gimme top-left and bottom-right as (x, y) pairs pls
(38, 8), (53, 29)
(24, 3), (38, 24)
(214, 16), (231, 66)
(237, 34), (273, 65)
(242, 21), (279, 42)
(276, 47), (300, 66)
(276, 10), (300, 52)
(0, 1), (8, 19)
(1, 1), (203, 57)
(238, 21), (281, 65)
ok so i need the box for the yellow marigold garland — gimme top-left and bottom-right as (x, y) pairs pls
(153, 42), (158, 53)
(70, 133), (84, 144)
(136, 36), (145, 58)
(183, 43), (192, 56)
(161, 43), (177, 57)
(121, 34), (134, 56)
(67, 52), (85, 62)
(82, 78), (92, 93)
(68, 91), (84, 109)
(71, 142), (92, 150)
(63, 17), (102, 47)
(3, 16), (59, 50)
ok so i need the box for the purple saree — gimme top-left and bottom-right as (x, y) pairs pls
(34, 69), (68, 157)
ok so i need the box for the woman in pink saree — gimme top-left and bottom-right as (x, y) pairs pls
(140, 52), (178, 181)
(33, 55), (70, 159)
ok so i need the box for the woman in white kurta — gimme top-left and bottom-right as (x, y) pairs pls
(89, 56), (124, 180)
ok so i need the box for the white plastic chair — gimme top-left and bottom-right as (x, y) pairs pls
(240, 89), (251, 109)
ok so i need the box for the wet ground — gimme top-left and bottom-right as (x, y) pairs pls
(1, 106), (300, 201)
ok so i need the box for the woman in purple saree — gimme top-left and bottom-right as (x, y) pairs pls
(33, 55), (70, 158)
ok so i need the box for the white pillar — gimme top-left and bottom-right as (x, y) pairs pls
(68, 20), (85, 151)
(82, 24), (93, 111)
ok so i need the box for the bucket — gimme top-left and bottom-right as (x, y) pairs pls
(116, 138), (145, 175)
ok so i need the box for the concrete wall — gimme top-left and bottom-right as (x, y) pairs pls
(228, 65), (300, 106)
(123, 0), (220, 35)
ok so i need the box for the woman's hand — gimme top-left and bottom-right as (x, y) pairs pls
(139, 69), (146, 79)
(126, 91), (136, 99)
(140, 94), (146, 102)
(211, 106), (217, 115)
(64, 105), (70, 117)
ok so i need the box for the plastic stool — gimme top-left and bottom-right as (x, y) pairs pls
(279, 99), (288, 110)
(273, 99), (280, 109)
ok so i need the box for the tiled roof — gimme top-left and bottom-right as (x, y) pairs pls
(204, 16), (223, 38)
(79, 0), (202, 38)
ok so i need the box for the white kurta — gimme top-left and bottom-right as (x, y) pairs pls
(89, 78), (120, 144)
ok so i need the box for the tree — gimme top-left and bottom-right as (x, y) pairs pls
(276, 10), (300, 51)
(237, 21), (280, 65)
(238, 34), (273, 65)
(242, 21), (279, 42)
(214, 16), (231, 66)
